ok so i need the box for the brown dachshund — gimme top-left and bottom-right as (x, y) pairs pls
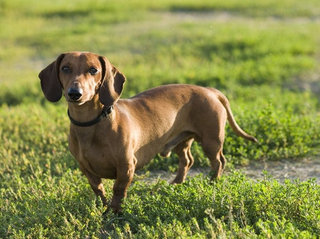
(39, 52), (257, 212)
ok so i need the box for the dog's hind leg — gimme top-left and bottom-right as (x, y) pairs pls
(202, 138), (225, 180)
(220, 151), (227, 170)
(171, 138), (194, 184)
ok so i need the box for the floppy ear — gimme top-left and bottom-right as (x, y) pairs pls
(98, 56), (126, 106)
(39, 54), (65, 102)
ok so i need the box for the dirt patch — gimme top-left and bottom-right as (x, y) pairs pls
(158, 11), (320, 24)
(137, 158), (320, 183)
(235, 158), (320, 183)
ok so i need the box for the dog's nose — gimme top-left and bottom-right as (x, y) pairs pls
(68, 87), (83, 101)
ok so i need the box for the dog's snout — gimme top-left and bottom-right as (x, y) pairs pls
(68, 87), (83, 101)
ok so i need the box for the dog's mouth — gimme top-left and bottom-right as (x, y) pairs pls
(67, 98), (86, 106)
(67, 96), (81, 102)
(68, 98), (80, 103)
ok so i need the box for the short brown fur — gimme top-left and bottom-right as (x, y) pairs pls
(39, 52), (257, 212)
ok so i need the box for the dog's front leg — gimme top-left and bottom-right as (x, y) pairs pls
(110, 163), (135, 213)
(80, 166), (108, 206)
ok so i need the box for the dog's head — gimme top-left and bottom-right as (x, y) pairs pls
(39, 52), (126, 106)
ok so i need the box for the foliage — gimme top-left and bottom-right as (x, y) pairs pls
(2, 171), (319, 238)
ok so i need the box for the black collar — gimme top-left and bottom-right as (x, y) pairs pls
(67, 105), (113, 127)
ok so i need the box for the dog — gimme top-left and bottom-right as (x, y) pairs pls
(39, 51), (257, 213)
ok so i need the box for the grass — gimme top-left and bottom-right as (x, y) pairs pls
(1, 0), (320, 238)
(2, 172), (320, 238)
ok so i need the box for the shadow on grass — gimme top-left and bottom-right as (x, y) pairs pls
(42, 9), (91, 19)
(170, 6), (219, 13)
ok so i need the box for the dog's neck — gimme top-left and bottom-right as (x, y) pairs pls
(67, 95), (113, 127)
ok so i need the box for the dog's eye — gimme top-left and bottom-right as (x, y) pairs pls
(88, 67), (98, 75)
(61, 66), (72, 73)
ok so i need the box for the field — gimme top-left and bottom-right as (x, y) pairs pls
(1, 0), (320, 238)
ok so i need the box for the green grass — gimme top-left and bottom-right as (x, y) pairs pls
(2, 172), (320, 238)
(1, 0), (320, 237)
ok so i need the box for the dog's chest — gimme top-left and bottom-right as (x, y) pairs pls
(68, 132), (116, 178)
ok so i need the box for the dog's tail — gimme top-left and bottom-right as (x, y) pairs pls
(212, 88), (258, 143)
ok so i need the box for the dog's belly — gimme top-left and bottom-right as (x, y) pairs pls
(160, 131), (195, 157)
(134, 131), (195, 169)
